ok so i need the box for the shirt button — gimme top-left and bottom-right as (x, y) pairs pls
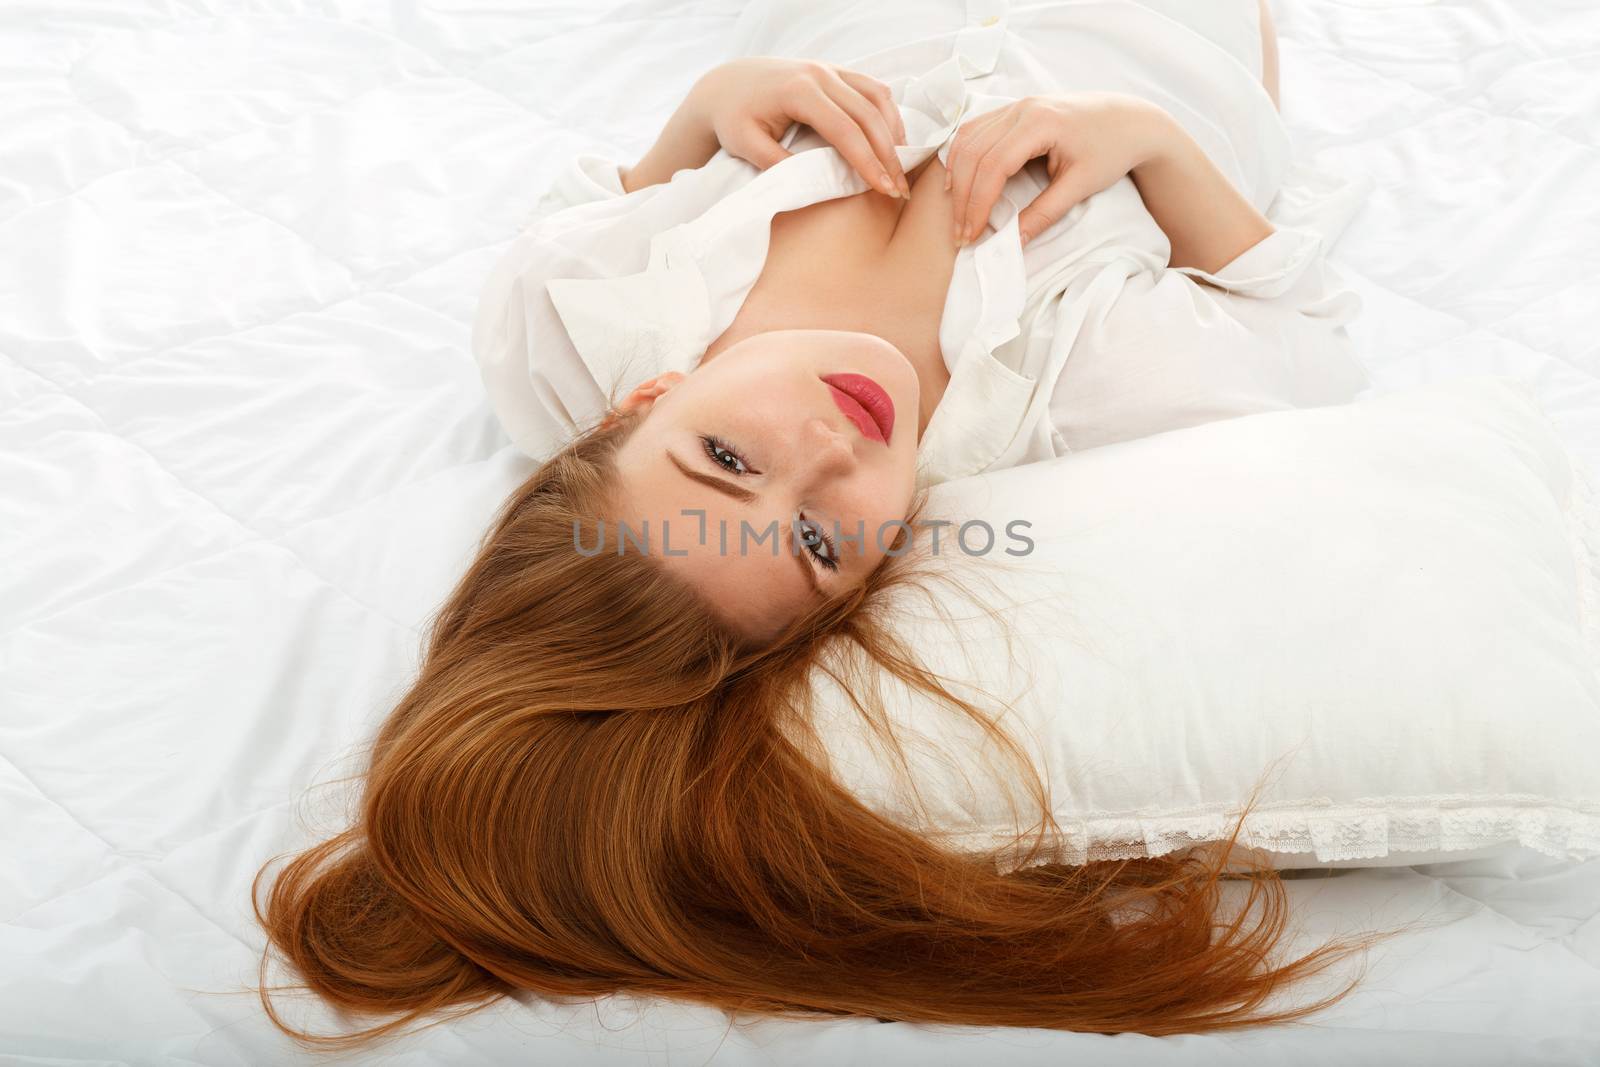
(981, 14), (999, 26)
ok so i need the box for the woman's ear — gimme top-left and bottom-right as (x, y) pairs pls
(601, 371), (686, 428)
(620, 371), (686, 412)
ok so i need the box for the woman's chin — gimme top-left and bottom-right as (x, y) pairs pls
(854, 333), (922, 422)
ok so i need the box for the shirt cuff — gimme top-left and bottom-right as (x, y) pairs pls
(1173, 227), (1324, 300)
(538, 153), (628, 215)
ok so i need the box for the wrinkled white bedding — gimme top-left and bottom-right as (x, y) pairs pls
(1, 1), (1597, 1063)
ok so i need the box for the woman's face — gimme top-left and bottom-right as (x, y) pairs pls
(611, 328), (921, 638)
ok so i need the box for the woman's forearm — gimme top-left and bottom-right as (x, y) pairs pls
(619, 89), (719, 194)
(1128, 109), (1275, 274)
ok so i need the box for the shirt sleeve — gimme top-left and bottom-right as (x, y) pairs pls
(1173, 226), (1358, 315)
(1045, 226), (1371, 454)
(535, 153), (629, 216)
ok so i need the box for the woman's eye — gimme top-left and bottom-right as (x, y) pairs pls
(797, 517), (840, 572)
(700, 434), (751, 474)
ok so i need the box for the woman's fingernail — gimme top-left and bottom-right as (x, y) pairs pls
(879, 173), (896, 196)
(899, 176), (911, 198)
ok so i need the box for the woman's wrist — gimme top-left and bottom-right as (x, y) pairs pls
(620, 78), (722, 194)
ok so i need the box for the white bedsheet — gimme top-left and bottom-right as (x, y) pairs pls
(2, 1), (1597, 1063)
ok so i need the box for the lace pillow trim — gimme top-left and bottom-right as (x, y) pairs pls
(925, 798), (1600, 868)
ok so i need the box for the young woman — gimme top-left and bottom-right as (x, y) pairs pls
(256, 0), (1369, 1048)
(470, 0), (1366, 639)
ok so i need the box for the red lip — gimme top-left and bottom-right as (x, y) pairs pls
(820, 373), (895, 444)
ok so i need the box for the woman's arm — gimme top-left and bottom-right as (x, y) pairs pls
(945, 94), (1272, 273)
(1127, 105), (1274, 273)
(620, 58), (912, 197)
(1258, 0), (1281, 111)
(618, 98), (721, 194)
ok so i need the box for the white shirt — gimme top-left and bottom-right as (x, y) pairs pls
(472, 0), (1372, 490)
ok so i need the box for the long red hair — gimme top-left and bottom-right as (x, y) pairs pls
(254, 410), (1367, 1049)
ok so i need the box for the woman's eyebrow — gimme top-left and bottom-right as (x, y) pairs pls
(665, 451), (822, 596)
(666, 451), (758, 503)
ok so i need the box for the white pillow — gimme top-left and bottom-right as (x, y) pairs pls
(800, 375), (1600, 869)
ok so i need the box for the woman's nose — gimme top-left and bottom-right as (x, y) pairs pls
(803, 416), (856, 474)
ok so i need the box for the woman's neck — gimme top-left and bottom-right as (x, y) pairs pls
(700, 157), (957, 439)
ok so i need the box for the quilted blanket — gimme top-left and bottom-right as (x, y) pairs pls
(2, 1), (1597, 1063)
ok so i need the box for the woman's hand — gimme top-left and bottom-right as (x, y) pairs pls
(944, 92), (1173, 246)
(687, 58), (912, 198)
